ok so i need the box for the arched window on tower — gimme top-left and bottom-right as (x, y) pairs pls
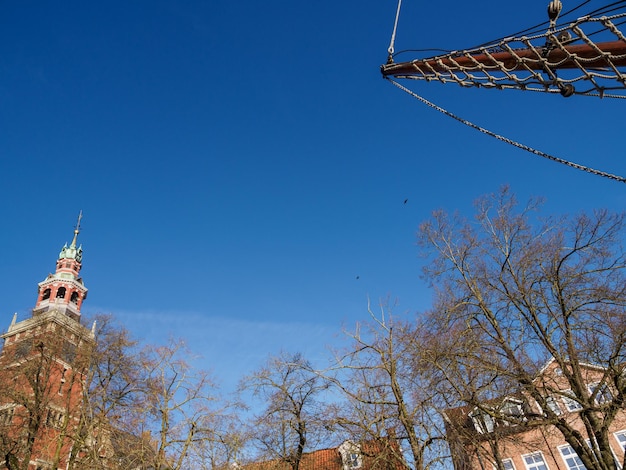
(42, 289), (51, 300)
(70, 292), (79, 304)
(56, 287), (66, 299)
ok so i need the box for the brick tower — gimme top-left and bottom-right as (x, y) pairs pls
(0, 214), (95, 470)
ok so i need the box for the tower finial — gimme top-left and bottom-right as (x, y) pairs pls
(71, 211), (83, 248)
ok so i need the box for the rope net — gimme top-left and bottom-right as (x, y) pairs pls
(381, 1), (626, 98)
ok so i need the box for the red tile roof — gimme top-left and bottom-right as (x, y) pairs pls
(242, 440), (406, 470)
(243, 447), (342, 470)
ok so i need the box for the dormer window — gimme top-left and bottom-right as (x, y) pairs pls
(470, 408), (495, 434)
(545, 396), (563, 416)
(588, 382), (613, 405)
(562, 390), (583, 412)
(338, 441), (362, 470)
(500, 399), (525, 425)
(347, 453), (361, 469)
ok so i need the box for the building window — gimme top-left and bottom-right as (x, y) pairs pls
(501, 458), (516, 470)
(338, 440), (362, 470)
(562, 390), (583, 412)
(546, 396), (563, 416)
(559, 445), (587, 470)
(56, 287), (66, 299)
(614, 431), (626, 452)
(0, 406), (14, 426)
(500, 399), (525, 425)
(62, 341), (76, 363)
(14, 339), (33, 360)
(588, 382), (613, 405)
(46, 408), (65, 429)
(347, 453), (361, 469)
(523, 452), (549, 470)
(70, 291), (79, 304)
(471, 408), (495, 434)
(41, 288), (51, 300)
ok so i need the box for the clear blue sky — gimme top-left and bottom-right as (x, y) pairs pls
(1, 0), (624, 394)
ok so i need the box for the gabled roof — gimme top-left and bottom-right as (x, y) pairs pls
(243, 447), (342, 470)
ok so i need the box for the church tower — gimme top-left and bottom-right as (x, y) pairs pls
(0, 215), (95, 470)
(32, 213), (88, 322)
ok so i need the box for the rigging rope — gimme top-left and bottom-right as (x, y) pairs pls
(388, 0), (403, 59)
(386, 77), (626, 183)
(383, 1), (626, 98)
(389, 0), (623, 62)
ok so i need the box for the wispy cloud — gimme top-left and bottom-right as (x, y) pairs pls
(85, 306), (343, 394)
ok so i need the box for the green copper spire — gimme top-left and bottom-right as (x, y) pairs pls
(59, 212), (83, 262)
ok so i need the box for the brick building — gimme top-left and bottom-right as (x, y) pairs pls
(445, 359), (626, 470)
(0, 216), (95, 469)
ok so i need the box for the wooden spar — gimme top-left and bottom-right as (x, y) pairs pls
(381, 41), (626, 77)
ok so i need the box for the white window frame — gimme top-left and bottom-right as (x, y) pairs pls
(338, 440), (362, 470)
(347, 452), (361, 469)
(588, 382), (613, 405)
(562, 390), (583, 412)
(613, 430), (626, 468)
(500, 458), (516, 470)
(0, 405), (14, 426)
(500, 399), (526, 425)
(545, 396), (562, 416)
(614, 430), (626, 451)
(470, 408), (495, 434)
(559, 444), (587, 470)
(522, 452), (549, 470)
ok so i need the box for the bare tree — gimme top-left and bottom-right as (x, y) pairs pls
(328, 300), (446, 470)
(64, 319), (235, 470)
(0, 312), (235, 470)
(188, 411), (248, 470)
(419, 187), (626, 470)
(132, 338), (221, 470)
(67, 313), (145, 470)
(240, 352), (331, 470)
